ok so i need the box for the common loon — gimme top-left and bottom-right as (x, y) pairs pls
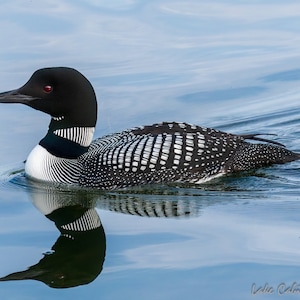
(0, 67), (299, 189)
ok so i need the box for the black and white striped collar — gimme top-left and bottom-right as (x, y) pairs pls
(39, 126), (95, 159)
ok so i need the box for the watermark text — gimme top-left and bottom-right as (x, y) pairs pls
(252, 282), (300, 296)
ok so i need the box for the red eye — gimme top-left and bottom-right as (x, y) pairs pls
(43, 85), (53, 93)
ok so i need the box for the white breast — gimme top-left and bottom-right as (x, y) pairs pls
(25, 144), (81, 184)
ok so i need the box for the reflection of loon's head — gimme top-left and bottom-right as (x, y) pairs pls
(0, 225), (106, 288)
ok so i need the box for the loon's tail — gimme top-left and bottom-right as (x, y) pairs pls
(225, 142), (300, 173)
(241, 133), (285, 147)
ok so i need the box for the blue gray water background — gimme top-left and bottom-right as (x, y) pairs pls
(1, 1), (300, 299)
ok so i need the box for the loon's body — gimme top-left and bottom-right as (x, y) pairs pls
(0, 67), (299, 189)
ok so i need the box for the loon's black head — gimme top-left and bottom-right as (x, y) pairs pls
(0, 67), (97, 128)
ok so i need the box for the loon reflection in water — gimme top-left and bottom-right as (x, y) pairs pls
(0, 177), (202, 288)
(0, 185), (106, 289)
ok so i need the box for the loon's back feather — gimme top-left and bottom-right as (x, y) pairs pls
(78, 122), (299, 189)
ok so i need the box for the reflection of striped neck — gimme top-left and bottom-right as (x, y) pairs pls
(31, 191), (101, 232)
(39, 127), (95, 159)
(61, 209), (101, 232)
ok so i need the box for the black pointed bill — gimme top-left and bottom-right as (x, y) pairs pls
(0, 89), (39, 104)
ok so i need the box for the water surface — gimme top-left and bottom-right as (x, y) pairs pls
(1, 1), (300, 299)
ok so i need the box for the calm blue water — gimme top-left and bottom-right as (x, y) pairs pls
(1, 1), (300, 299)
